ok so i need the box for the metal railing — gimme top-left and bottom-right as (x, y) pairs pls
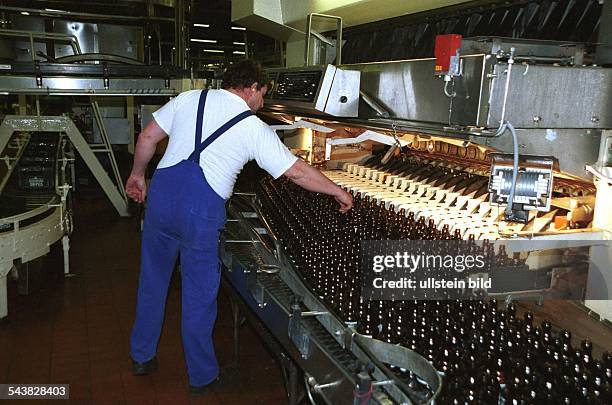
(304, 13), (342, 66)
(0, 28), (82, 60)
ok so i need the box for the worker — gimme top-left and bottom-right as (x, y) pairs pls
(124, 59), (353, 396)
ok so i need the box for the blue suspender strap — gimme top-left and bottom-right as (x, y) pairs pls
(188, 109), (253, 162)
(189, 89), (209, 162)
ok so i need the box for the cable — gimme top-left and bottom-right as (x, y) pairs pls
(443, 79), (456, 98)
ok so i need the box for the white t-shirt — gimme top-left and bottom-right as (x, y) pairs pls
(153, 89), (298, 199)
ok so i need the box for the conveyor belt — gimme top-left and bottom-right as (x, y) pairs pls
(0, 131), (72, 319)
(221, 196), (442, 404)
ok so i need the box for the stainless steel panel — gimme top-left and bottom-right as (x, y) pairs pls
(488, 63), (612, 129)
(10, 15), (46, 61)
(477, 128), (601, 180)
(98, 24), (142, 61)
(53, 21), (98, 57)
(323, 67), (360, 116)
(341, 54), (490, 126)
(53, 21), (143, 61)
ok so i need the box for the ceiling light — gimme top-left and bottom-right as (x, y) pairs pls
(191, 39), (217, 43)
(233, 41), (245, 46)
(203, 49), (224, 53)
(233, 51), (245, 55)
(231, 26), (246, 31)
(193, 23), (210, 28)
(44, 8), (62, 12)
(20, 11), (30, 15)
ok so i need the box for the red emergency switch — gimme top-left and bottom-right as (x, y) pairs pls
(434, 34), (463, 74)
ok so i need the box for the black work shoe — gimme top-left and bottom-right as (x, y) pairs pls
(132, 356), (158, 376)
(189, 382), (215, 397)
(190, 366), (240, 397)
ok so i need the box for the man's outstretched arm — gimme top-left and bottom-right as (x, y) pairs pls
(283, 159), (353, 213)
(125, 120), (168, 203)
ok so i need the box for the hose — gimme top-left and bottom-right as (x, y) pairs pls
(443, 80), (456, 98)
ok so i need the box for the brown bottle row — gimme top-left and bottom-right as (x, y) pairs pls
(256, 161), (610, 404)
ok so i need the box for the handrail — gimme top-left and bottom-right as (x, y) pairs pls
(0, 28), (82, 60)
(0, 196), (58, 226)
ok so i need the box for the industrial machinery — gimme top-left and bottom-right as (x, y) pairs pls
(219, 36), (612, 404)
(0, 21), (201, 318)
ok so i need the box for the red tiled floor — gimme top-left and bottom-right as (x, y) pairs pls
(0, 192), (287, 404)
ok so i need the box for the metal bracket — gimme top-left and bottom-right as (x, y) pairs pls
(288, 298), (312, 359)
(299, 310), (329, 317)
(307, 376), (341, 393)
(246, 265), (267, 308)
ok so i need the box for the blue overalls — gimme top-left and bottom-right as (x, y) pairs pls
(130, 90), (252, 387)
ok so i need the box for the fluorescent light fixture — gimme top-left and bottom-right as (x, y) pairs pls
(233, 41), (245, 46)
(193, 23), (210, 28)
(20, 11), (30, 15)
(44, 8), (62, 12)
(203, 49), (224, 53)
(233, 51), (246, 55)
(231, 26), (246, 31)
(191, 39), (217, 43)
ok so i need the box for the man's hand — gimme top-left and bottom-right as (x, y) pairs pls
(284, 159), (355, 213)
(126, 174), (147, 204)
(126, 119), (168, 204)
(335, 188), (353, 213)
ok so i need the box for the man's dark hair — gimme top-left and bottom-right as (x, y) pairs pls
(223, 59), (268, 90)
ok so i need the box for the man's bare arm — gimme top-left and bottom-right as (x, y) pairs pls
(125, 120), (168, 203)
(283, 159), (353, 213)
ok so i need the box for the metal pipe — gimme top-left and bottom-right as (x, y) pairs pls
(499, 47), (516, 128)
(29, 33), (35, 61)
(359, 90), (390, 118)
(337, 16), (342, 65)
(304, 14), (312, 66)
